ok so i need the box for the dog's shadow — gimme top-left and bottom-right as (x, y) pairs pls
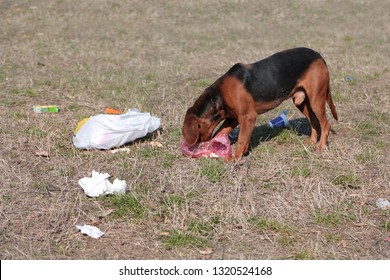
(228, 117), (311, 152)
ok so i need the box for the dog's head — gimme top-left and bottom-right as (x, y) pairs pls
(182, 89), (225, 146)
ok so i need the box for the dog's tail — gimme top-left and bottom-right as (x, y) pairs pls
(327, 87), (338, 121)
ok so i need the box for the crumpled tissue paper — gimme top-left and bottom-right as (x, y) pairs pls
(78, 170), (126, 197)
(376, 198), (390, 209)
(76, 224), (104, 239)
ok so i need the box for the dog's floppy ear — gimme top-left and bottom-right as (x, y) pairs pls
(182, 112), (200, 146)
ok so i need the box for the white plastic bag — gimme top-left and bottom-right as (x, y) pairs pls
(73, 108), (160, 149)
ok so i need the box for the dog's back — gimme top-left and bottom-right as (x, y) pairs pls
(225, 47), (324, 102)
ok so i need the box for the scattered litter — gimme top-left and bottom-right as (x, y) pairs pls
(180, 133), (232, 159)
(199, 247), (213, 256)
(150, 140), (163, 148)
(376, 198), (390, 210)
(35, 151), (49, 157)
(33, 105), (59, 113)
(110, 147), (131, 154)
(386, 237), (390, 242)
(76, 224), (104, 239)
(74, 117), (90, 134)
(267, 109), (289, 128)
(344, 76), (354, 83)
(72, 108), (161, 150)
(78, 170), (126, 197)
(104, 107), (122, 115)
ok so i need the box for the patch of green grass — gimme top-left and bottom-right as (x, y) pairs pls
(20, 88), (42, 97)
(132, 181), (150, 196)
(356, 121), (379, 137)
(59, 166), (77, 177)
(31, 249), (45, 259)
(108, 194), (144, 219)
(314, 208), (343, 226)
(10, 88), (42, 98)
(51, 242), (68, 255)
(248, 217), (293, 234)
(65, 76), (93, 89)
(199, 158), (226, 183)
(332, 173), (360, 189)
(135, 146), (158, 158)
(291, 163), (311, 177)
(371, 111), (390, 125)
(30, 180), (46, 191)
(0, 68), (7, 83)
(292, 249), (313, 260)
(254, 142), (278, 156)
(290, 148), (310, 158)
(210, 215), (222, 226)
(278, 235), (297, 247)
(0, 98), (26, 107)
(109, 151), (130, 163)
(164, 127), (183, 144)
(0, 195), (11, 204)
(163, 194), (186, 209)
(316, 201), (359, 226)
(187, 217), (219, 237)
(356, 149), (376, 164)
(160, 151), (177, 168)
(133, 146), (176, 168)
(261, 181), (277, 190)
(374, 140), (388, 150)
(24, 126), (48, 138)
(325, 233), (342, 244)
(331, 91), (346, 102)
(381, 221), (390, 232)
(163, 230), (208, 249)
(162, 191), (199, 214)
(37, 79), (58, 88)
(365, 68), (390, 82)
(54, 141), (78, 159)
(67, 103), (86, 113)
(276, 128), (300, 145)
(79, 152), (99, 161)
(342, 35), (354, 42)
(9, 112), (27, 120)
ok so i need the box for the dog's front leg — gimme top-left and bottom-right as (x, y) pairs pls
(235, 113), (256, 159)
(214, 117), (239, 136)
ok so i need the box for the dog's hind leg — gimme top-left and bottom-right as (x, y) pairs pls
(293, 91), (320, 146)
(310, 93), (331, 151)
(294, 58), (333, 151)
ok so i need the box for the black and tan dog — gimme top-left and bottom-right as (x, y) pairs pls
(182, 47), (338, 160)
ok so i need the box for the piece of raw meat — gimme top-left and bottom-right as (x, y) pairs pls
(180, 133), (232, 159)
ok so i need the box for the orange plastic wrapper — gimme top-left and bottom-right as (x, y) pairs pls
(104, 107), (122, 115)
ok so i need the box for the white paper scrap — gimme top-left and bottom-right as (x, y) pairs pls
(376, 198), (390, 209)
(76, 224), (104, 239)
(78, 170), (127, 197)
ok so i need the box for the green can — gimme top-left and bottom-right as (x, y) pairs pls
(33, 105), (60, 113)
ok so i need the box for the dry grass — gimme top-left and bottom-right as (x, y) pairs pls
(0, 0), (389, 259)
